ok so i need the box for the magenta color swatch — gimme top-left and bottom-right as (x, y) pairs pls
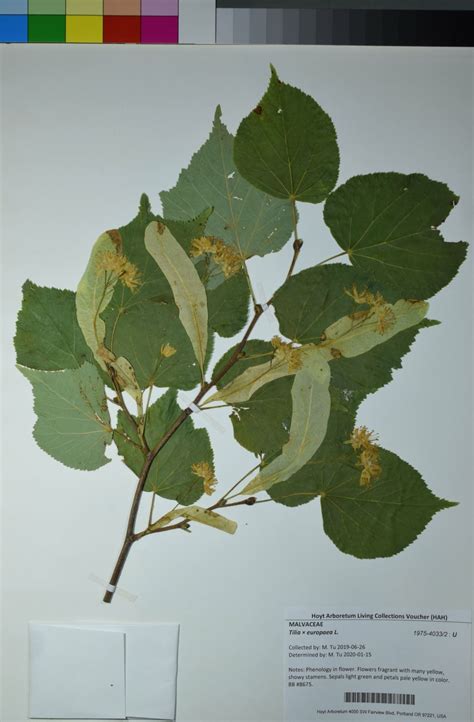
(141, 0), (178, 16)
(141, 15), (178, 43)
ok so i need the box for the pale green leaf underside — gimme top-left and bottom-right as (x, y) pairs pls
(15, 281), (94, 371)
(243, 351), (331, 495)
(160, 106), (293, 259)
(150, 505), (237, 535)
(76, 231), (120, 369)
(319, 299), (428, 359)
(19, 362), (112, 470)
(234, 66), (339, 203)
(208, 354), (294, 404)
(324, 172), (467, 300)
(114, 389), (213, 505)
(145, 222), (208, 374)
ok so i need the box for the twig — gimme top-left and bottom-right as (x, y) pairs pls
(286, 198), (303, 281)
(103, 305), (264, 603)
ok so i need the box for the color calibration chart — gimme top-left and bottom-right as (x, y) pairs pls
(217, 1), (474, 47)
(0, 0), (473, 45)
(0, 0), (179, 43)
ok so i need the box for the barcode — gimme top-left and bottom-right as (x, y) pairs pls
(344, 692), (415, 705)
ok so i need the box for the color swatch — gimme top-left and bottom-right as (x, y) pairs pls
(0, 0), (179, 43)
(216, 3), (474, 47)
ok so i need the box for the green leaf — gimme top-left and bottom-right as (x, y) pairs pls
(160, 106), (293, 258)
(114, 389), (213, 505)
(319, 449), (456, 558)
(331, 319), (439, 395)
(234, 65), (339, 203)
(242, 350), (331, 495)
(19, 362), (112, 470)
(103, 197), (210, 322)
(15, 281), (94, 371)
(159, 208), (213, 256)
(207, 270), (250, 337)
(145, 221), (208, 375)
(272, 264), (370, 344)
(231, 376), (293, 457)
(76, 230), (122, 368)
(324, 173), (467, 300)
(105, 300), (201, 390)
(212, 339), (274, 389)
(150, 505), (237, 535)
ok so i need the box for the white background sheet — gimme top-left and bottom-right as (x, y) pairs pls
(1, 45), (472, 721)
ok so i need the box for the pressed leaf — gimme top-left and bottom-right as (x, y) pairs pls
(231, 376), (293, 457)
(272, 264), (371, 345)
(114, 389), (213, 505)
(207, 270), (250, 338)
(330, 319), (439, 396)
(102, 198), (216, 361)
(15, 281), (94, 371)
(242, 350), (331, 495)
(110, 356), (142, 407)
(150, 505), (237, 535)
(105, 300), (201, 390)
(160, 106), (293, 259)
(208, 355), (294, 404)
(320, 450), (456, 558)
(324, 173), (467, 300)
(76, 230), (122, 368)
(269, 321), (438, 507)
(234, 65), (339, 203)
(19, 362), (112, 470)
(145, 221), (208, 375)
(212, 340), (274, 389)
(318, 299), (428, 360)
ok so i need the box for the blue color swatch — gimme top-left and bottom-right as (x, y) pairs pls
(0, 15), (28, 41)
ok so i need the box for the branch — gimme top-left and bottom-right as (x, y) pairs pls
(103, 200), (310, 603)
(103, 305), (264, 603)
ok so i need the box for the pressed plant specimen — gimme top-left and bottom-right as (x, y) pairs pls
(15, 67), (467, 603)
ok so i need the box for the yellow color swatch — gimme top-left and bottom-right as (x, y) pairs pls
(66, 15), (103, 43)
(66, 0), (103, 14)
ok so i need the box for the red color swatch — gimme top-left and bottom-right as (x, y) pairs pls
(141, 15), (178, 43)
(104, 15), (141, 43)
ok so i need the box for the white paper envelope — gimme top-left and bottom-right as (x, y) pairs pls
(29, 624), (126, 719)
(29, 621), (180, 720)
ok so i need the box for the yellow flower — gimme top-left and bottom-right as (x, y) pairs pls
(345, 285), (395, 335)
(96, 251), (141, 291)
(271, 335), (305, 372)
(347, 426), (381, 486)
(190, 235), (243, 278)
(190, 236), (216, 257)
(160, 343), (177, 358)
(191, 461), (217, 495)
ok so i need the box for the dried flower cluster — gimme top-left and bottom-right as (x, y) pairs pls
(346, 284), (396, 335)
(271, 335), (306, 372)
(190, 236), (243, 278)
(347, 426), (382, 486)
(192, 461), (218, 495)
(96, 250), (141, 291)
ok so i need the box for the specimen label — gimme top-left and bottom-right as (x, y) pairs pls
(285, 607), (471, 721)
